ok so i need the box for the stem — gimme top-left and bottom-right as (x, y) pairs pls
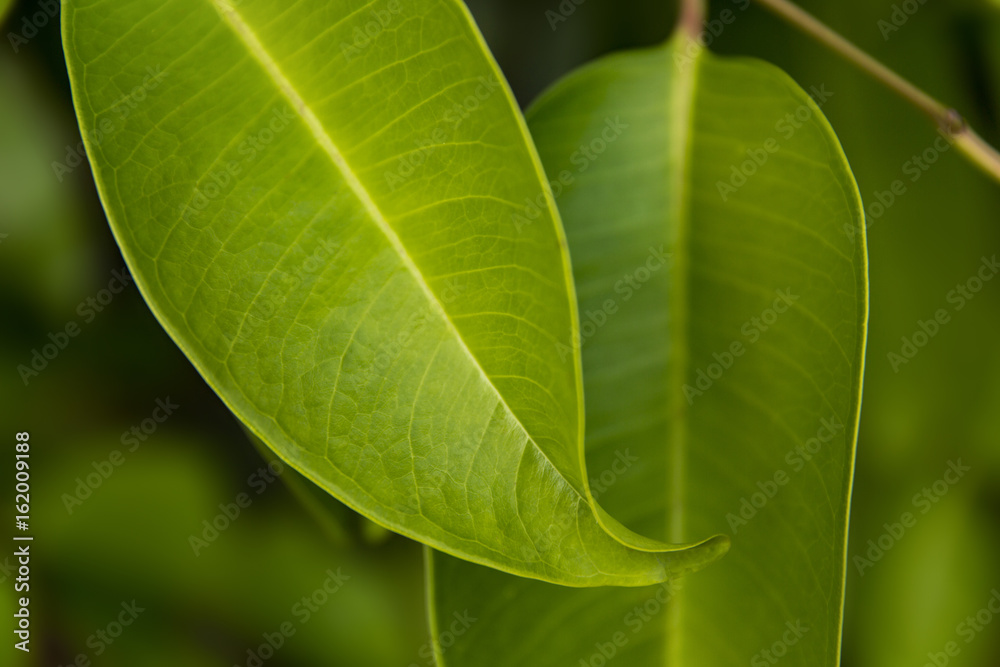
(753, 0), (1000, 186)
(678, 0), (707, 39)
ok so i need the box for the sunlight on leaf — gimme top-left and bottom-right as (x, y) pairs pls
(62, 0), (726, 586)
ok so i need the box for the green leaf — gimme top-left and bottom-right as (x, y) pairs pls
(430, 36), (867, 667)
(769, 4), (1000, 664)
(62, 0), (726, 585)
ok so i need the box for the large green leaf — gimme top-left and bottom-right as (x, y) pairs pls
(758, 3), (1000, 664)
(62, 0), (726, 585)
(430, 36), (866, 667)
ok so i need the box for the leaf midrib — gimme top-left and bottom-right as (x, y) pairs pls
(664, 37), (703, 667)
(207, 0), (590, 518)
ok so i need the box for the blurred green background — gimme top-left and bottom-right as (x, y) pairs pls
(1, 0), (999, 664)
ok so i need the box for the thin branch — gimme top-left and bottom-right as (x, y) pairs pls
(678, 0), (707, 39)
(753, 0), (1000, 186)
